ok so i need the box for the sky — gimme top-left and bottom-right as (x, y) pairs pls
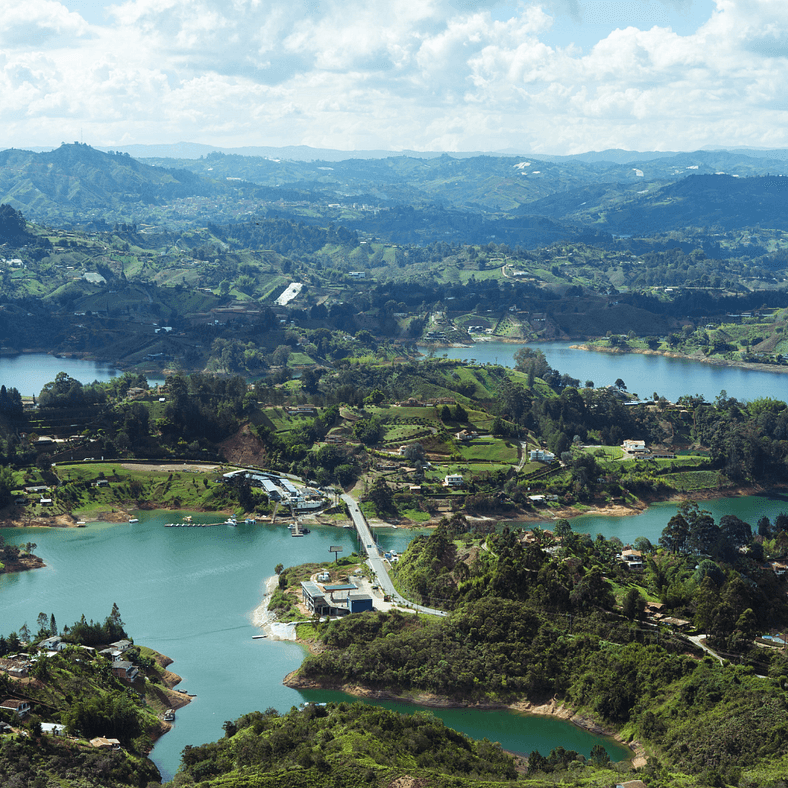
(2, 0), (787, 154)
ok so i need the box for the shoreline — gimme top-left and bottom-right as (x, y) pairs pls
(2, 482), (780, 534)
(571, 342), (788, 376)
(251, 575), (299, 641)
(282, 673), (640, 763)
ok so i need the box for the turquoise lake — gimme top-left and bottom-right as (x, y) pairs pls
(5, 494), (788, 779)
(420, 340), (788, 404)
(0, 510), (636, 780)
(2, 349), (788, 779)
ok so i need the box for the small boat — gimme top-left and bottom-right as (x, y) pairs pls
(128, 518), (139, 524)
(163, 709), (175, 722)
(252, 634), (267, 639)
(244, 518), (256, 525)
(225, 517), (237, 526)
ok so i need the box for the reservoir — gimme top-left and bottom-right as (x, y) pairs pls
(5, 494), (788, 777)
(3, 342), (785, 404)
(0, 510), (639, 779)
(421, 341), (788, 404)
(0, 353), (165, 396)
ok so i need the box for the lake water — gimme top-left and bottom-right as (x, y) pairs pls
(420, 341), (788, 404)
(4, 345), (787, 779)
(0, 511), (634, 779)
(6, 495), (788, 776)
(0, 353), (166, 396)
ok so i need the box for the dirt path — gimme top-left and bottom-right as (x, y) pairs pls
(120, 463), (219, 472)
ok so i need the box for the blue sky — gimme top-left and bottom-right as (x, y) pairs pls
(1, 0), (785, 154)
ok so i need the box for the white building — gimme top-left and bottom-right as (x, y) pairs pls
(529, 449), (555, 463)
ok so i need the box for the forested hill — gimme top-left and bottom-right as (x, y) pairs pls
(570, 174), (788, 234)
(290, 514), (788, 786)
(7, 143), (788, 241)
(0, 144), (228, 223)
(171, 703), (522, 787)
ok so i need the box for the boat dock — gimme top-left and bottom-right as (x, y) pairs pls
(165, 516), (238, 527)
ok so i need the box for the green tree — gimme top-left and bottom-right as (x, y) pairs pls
(513, 347), (550, 377)
(367, 477), (395, 515)
(0, 465), (14, 508)
(622, 587), (646, 620)
(353, 417), (383, 445)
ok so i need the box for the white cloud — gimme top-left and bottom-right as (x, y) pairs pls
(1, 0), (787, 153)
(0, 0), (90, 46)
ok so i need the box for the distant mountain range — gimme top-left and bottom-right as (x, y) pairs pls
(18, 141), (788, 164)
(3, 142), (788, 244)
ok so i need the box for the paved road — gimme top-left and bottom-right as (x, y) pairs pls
(341, 494), (447, 617)
(688, 634), (725, 664)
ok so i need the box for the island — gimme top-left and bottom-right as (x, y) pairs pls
(0, 537), (44, 574)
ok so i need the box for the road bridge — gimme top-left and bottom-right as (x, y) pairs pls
(340, 493), (447, 617)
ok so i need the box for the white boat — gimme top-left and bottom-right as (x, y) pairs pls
(225, 517), (237, 526)
(128, 518), (139, 523)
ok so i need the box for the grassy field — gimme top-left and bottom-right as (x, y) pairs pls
(39, 461), (249, 517)
(457, 438), (518, 463)
(666, 470), (729, 491)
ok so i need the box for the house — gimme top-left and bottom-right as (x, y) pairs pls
(769, 561), (787, 576)
(286, 405), (318, 417)
(619, 549), (644, 571)
(301, 581), (331, 616)
(443, 474), (464, 488)
(347, 593), (374, 614)
(455, 430), (478, 442)
(39, 636), (67, 652)
(41, 722), (66, 736)
(39, 497), (53, 506)
(109, 639), (132, 653)
(90, 737), (121, 750)
(111, 661), (139, 682)
(661, 616), (691, 630)
(301, 580), (373, 617)
(0, 658), (29, 678)
(622, 439), (648, 454)
(529, 449), (555, 463)
(0, 699), (31, 718)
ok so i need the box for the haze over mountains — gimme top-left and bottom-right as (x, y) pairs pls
(4, 143), (788, 247)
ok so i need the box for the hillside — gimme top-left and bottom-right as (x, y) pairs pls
(285, 514), (788, 787)
(0, 144), (231, 225)
(165, 701), (523, 787)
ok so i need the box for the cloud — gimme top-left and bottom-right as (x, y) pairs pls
(0, 0), (90, 46)
(1, 0), (787, 153)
